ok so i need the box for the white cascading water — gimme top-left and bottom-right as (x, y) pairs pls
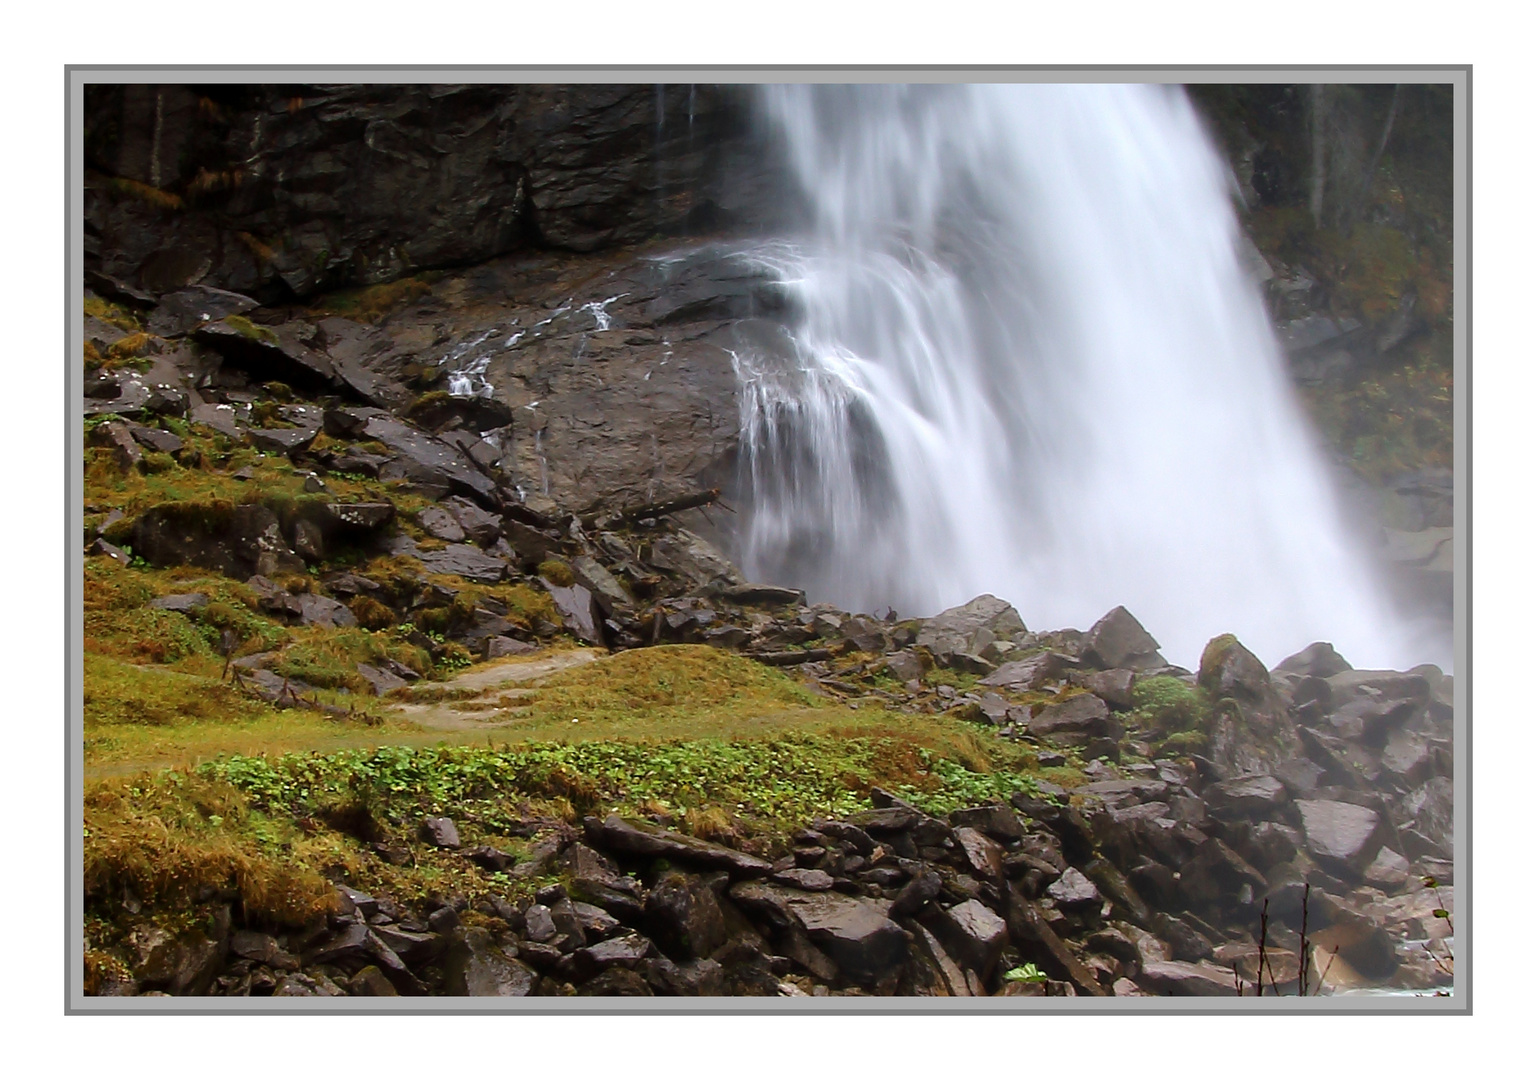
(733, 83), (1416, 670)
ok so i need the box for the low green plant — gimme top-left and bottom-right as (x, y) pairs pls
(1003, 963), (1048, 983)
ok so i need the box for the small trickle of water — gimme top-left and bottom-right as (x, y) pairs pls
(579, 293), (629, 332)
(736, 84), (1419, 669)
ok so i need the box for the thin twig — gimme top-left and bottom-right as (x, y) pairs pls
(1298, 883), (1311, 997)
(1256, 898), (1269, 997)
(1316, 946), (1340, 990)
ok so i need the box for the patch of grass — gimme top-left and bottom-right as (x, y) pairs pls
(84, 772), (338, 928)
(83, 426), (393, 525)
(306, 276), (437, 324)
(537, 559), (575, 587)
(270, 626), (428, 694)
(516, 644), (817, 722)
(108, 332), (155, 360)
(85, 654), (276, 728)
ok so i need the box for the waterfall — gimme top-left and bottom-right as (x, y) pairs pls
(734, 83), (1417, 670)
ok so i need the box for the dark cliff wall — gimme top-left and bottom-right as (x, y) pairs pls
(84, 83), (777, 302)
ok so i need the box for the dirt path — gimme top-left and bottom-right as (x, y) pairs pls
(386, 647), (605, 732)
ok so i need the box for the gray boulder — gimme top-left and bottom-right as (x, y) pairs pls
(916, 594), (1027, 665)
(1295, 799), (1385, 871)
(443, 928), (536, 996)
(1082, 606), (1164, 670)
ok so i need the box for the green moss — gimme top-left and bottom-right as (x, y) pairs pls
(406, 391), (452, 419)
(223, 314), (277, 344)
(1158, 730), (1210, 755)
(83, 295), (142, 332)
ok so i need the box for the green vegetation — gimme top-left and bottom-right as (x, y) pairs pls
(536, 559), (575, 587)
(83, 295), (142, 331)
(201, 731), (1046, 833)
(1128, 675), (1211, 739)
(222, 314), (277, 344)
(1003, 963), (1047, 983)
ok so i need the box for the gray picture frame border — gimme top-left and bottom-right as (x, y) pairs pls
(65, 63), (1470, 1016)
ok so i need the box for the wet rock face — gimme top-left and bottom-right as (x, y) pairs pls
(84, 84), (778, 300)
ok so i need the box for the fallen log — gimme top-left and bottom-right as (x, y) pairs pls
(748, 648), (835, 667)
(581, 488), (722, 529)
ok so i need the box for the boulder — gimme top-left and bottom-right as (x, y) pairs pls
(953, 827), (1005, 879)
(419, 817), (462, 850)
(907, 923), (972, 996)
(722, 584), (806, 607)
(1027, 693), (1111, 740)
(247, 425), (320, 455)
(131, 502), (304, 578)
(1200, 635), (1305, 778)
(89, 420), (143, 472)
(1274, 641), (1352, 679)
(884, 649), (930, 683)
(916, 594), (1027, 665)
(644, 872), (729, 961)
(443, 928), (536, 996)
(485, 636), (538, 660)
(587, 814), (773, 877)
(1295, 799), (1385, 872)
(293, 593), (357, 629)
(1076, 668), (1137, 709)
(773, 889), (909, 987)
(638, 957), (725, 997)
(571, 556), (632, 614)
(948, 805), (1025, 844)
(149, 593), (208, 613)
(146, 286), (259, 338)
(1205, 774), (1289, 818)
(542, 579), (604, 644)
(356, 662), (409, 696)
(362, 413), (499, 506)
(925, 898), (1009, 981)
(571, 933), (656, 982)
(1003, 893), (1106, 996)
(647, 529), (744, 590)
(772, 868), (835, 891)
(418, 543), (507, 584)
(1045, 867), (1103, 915)
(1137, 959), (1239, 996)
(889, 871), (943, 918)
(417, 506), (466, 542)
(1082, 606), (1164, 670)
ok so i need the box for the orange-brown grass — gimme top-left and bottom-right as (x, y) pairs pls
(83, 773), (337, 927)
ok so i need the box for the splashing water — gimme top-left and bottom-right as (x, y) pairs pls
(734, 83), (1417, 670)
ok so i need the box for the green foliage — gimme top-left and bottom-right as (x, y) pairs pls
(223, 314), (277, 343)
(1129, 675), (1210, 735)
(199, 735), (1046, 832)
(1003, 963), (1047, 983)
